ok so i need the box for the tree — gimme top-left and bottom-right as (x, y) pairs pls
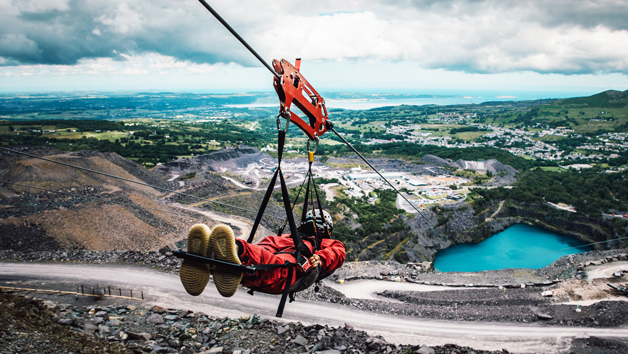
(8, 125), (14, 132)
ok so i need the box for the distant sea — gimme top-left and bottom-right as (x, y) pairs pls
(225, 90), (599, 110)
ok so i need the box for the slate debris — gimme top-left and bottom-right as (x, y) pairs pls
(291, 278), (628, 328)
(0, 185), (112, 219)
(0, 289), (517, 354)
(0, 290), (126, 353)
(0, 247), (184, 272)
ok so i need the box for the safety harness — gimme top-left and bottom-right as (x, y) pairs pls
(175, 58), (335, 317)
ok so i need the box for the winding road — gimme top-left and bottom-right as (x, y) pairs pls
(1, 262), (626, 353)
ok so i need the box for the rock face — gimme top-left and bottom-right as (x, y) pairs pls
(399, 200), (625, 264)
(154, 145), (268, 176)
(452, 159), (518, 186)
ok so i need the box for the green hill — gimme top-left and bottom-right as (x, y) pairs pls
(560, 90), (628, 108)
(502, 89), (628, 134)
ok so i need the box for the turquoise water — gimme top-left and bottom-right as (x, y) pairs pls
(433, 224), (593, 272)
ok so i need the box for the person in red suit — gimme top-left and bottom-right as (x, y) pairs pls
(180, 210), (346, 297)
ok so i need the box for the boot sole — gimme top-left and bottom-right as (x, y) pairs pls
(180, 224), (211, 296)
(209, 224), (242, 297)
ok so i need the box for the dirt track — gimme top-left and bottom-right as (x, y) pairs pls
(170, 203), (273, 243)
(2, 262), (627, 354)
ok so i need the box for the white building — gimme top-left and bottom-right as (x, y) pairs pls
(348, 172), (403, 181)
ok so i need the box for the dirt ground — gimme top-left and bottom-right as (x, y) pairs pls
(553, 261), (628, 306)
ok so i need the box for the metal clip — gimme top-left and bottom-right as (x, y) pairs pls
(276, 113), (291, 132)
(307, 138), (319, 163)
(306, 138), (319, 154)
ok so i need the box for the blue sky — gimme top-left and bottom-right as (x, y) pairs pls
(1, 0), (628, 97)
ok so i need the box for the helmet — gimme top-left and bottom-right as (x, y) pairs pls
(304, 209), (333, 231)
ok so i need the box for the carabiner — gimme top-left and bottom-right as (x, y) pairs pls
(307, 138), (319, 163)
(276, 113), (291, 132)
(306, 138), (319, 154)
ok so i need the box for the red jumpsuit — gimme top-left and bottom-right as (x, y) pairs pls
(238, 235), (345, 294)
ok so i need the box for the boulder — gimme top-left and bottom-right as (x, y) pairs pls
(416, 345), (435, 354)
(152, 306), (166, 313)
(292, 335), (308, 348)
(127, 332), (151, 341)
(58, 318), (74, 326)
(146, 313), (164, 325)
(537, 314), (553, 321)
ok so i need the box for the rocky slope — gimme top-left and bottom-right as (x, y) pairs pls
(0, 149), (219, 251)
(153, 146), (270, 178)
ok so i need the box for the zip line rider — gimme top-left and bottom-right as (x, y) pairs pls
(180, 209), (346, 297)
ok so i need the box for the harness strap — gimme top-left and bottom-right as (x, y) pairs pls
(279, 169), (312, 259)
(276, 266), (294, 317)
(247, 168), (278, 243)
(247, 129), (287, 243)
(277, 173), (308, 236)
(300, 170), (311, 223)
(311, 174), (329, 249)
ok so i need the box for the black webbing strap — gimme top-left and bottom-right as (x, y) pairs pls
(300, 170), (311, 223)
(279, 169), (312, 259)
(247, 130), (288, 243)
(247, 168), (279, 243)
(249, 261), (296, 271)
(311, 177), (328, 250)
(277, 174), (308, 236)
(276, 266), (294, 317)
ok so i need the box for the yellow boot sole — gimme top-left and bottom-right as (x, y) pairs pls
(209, 224), (243, 297)
(179, 224), (211, 296)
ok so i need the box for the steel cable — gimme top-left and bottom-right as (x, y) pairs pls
(329, 127), (434, 225)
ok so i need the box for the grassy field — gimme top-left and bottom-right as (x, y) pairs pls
(531, 135), (569, 142)
(537, 166), (566, 172)
(452, 131), (490, 141)
(54, 131), (129, 142)
(335, 121), (386, 133)
(484, 92), (628, 133)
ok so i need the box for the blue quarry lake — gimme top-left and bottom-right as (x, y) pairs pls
(433, 224), (593, 272)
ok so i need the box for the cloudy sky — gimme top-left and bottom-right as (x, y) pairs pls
(1, 0), (628, 96)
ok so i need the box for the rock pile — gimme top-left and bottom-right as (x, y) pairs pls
(0, 289), (513, 354)
(0, 290), (125, 353)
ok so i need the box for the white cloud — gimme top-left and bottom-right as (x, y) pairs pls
(12, 0), (70, 13)
(94, 3), (144, 35)
(0, 0), (627, 90)
(0, 53), (226, 77)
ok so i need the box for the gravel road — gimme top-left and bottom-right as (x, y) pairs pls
(2, 262), (627, 354)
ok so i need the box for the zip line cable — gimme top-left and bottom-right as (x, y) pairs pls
(329, 127), (433, 225)
(197, 0), (279, 79)
(194, 1), (627, 252)
(194, 0), (433, 226)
